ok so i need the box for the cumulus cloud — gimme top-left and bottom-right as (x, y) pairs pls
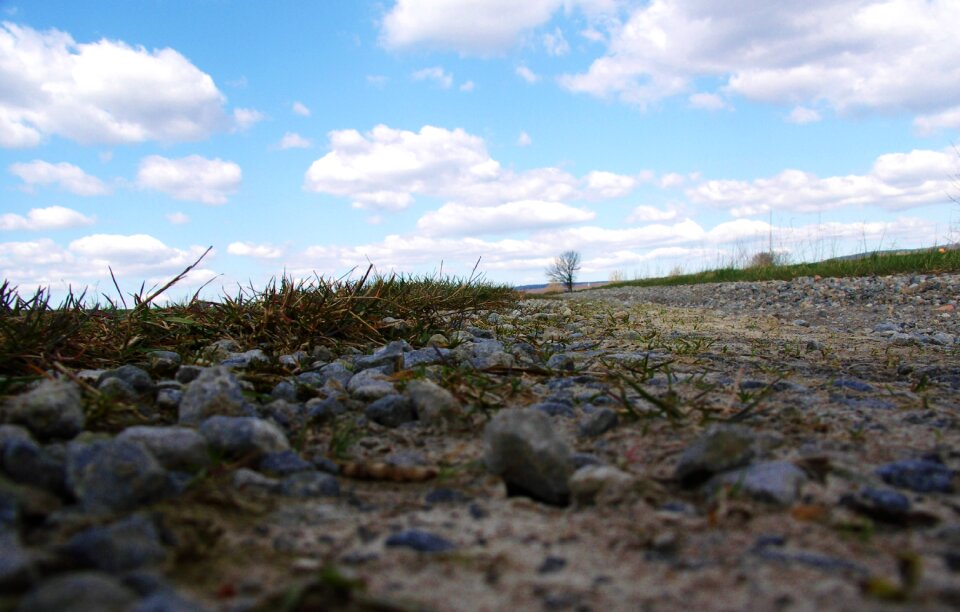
(560, 0), (960, 122)
(582, 171), (637, 198)
(227, 241), (284, 259)
(0, 205), (95, 230)
(517, 131), (532, 146)
(136, 155), (241, 205)
(9, 160), (110, 195)
(516, 65), (540, 83)
(687, 148), (956, 217)
(292, 101), (311, 117)
(412, 66), (453, 88)
(304, 124), (585, 211)
(0, 22), (229, 147)
(417, 200), (594, 236)
(914, 106), (960, 135)
(278, 132), (312, 149)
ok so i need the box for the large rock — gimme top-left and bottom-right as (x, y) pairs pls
(365, 395), (416, 428)
(178, 367), (254, 426)
(16, 571), (139, 612)
(61, 513), (168, 573)
(4, 379), (85, 440)
(675, 424), (757, 486)
(404, 379), (463, 426)
(708, 460), (807, 506)
(198, 416), (289, 458)
(117, 426), (211, 472)
(483, 408), (573, 506)
(66, 439), (170, 514)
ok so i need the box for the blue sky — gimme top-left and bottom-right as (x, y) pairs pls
(1, 0), (959, 301)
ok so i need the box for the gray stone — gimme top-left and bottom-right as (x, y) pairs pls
(0, 424), (34, 454)
(117, 426), (211, 472)
(175, 365), (204, 385)
(146, 350), (182, 377)
(546, 353), (576, 371)
(133, 590), (210, 612)
(569, 465), (633, 506)
(232, 468), (281, 494)
(0, 531), (33, 590)
(155, 387), (182, 412)
(675, 425), (757, 486)
(404, 346), (450, 368)
(280, 471), (340, 498)
(62, 513), (167, 573)
(96, 377), (141, 404)
(16, 571), (139, 612)
(876, 458), (955, 493)
(709, 460), (807, 506)
(483, 408), (573, 506)
(198, 416), (290, 458)
(259, 399), (309, 434)
(305, 396), (348, 422)
(404, 379), (462, 426)
(270, 380), (298, 402)
(578, 407), (619, 437)
(178, 366), (254, 426)
(347, 368), (395, 400)
(317, 362), (353, 388)
(98, 365), (155, 396)
(279, 351), (309, 368)
(354, 340), (409, 373)
(66, 439), (171, 514)
(201, 339), (240, 362)
(4, 379), (85, 440)
(385, 529), (455, 553)
(220, 348), (269, 368)
(258, 450), (313, 477)
(2, 438), (67, 496)
(365, 394), (416, 428)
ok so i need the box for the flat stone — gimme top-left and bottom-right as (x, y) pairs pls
(578, 407), (619, 437)
(709, 460), (807, 506)
(385, 529), (455, 553)
(876, 458), (955, 493)
(569, 465), (634, 506)
(484, 408), (573, 506)
(365, 394), (416, 428)
(347, 368), (395, 400)
(280, 471), (340, 498)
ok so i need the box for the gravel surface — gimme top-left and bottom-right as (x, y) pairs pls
(1, 272), (959, 611)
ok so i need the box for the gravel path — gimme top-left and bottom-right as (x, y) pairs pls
(2, 272), (959, 610)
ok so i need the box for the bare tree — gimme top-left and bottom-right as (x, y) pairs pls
(546, 250), (581, 292)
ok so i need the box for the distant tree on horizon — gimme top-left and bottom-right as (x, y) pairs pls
(545, 250), (581, 292)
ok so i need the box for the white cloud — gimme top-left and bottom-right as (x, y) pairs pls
(517, 131), (532, 146)
(233, 108), (265, 131)
(417, 200), (595, 236)
(687, 148), (956, 217)
(227, 241), (284, 259)
(516, 65), (540, 83)
(292, 101), (311, 117)
(304, 124), (584, 211)
(688, 92), (729, 111)
(9, 160), (110, 195)
(412, 66), (453, 88)
(166, 212), (189, 225)
(278, 132), (312, 149)
(560, 0), (960, 120)
(136, 155), (241, 205)
(787, 106), (822, 124)
(0, 206), (95, 230)
(381, 0), (562, 55)
(0, 22), (229, 147)
(459, 80), (475, 92)
(543, 27), (570, 56)
(583, 170), (637, 198)
(658, 172), (686, 188)
(914, 106), (960, 135)
(626, 205), (677, 223)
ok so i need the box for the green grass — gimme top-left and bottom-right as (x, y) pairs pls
(604, 246), (960, 289)
(0, 251), (519, 378)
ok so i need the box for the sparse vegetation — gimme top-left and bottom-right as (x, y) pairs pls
(545, 250), (581, 292)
